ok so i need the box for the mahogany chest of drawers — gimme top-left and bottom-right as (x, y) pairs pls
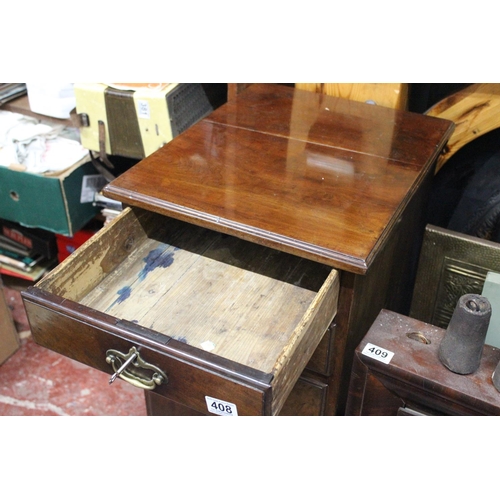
(22, 84), (453, 415)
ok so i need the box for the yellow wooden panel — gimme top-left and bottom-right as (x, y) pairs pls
(296, 83), (408, 110)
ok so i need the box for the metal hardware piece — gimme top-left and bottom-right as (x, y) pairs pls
(105, 346), (167, 390)
(108, 350), (137, 385)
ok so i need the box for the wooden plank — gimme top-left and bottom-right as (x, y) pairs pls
(144, 247), (324, 372)
(295, 83), (408, 110)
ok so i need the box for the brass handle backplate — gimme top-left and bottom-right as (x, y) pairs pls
(105, 346), (168, 390)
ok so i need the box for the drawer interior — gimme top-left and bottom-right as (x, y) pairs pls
(37, 207), (337, 374)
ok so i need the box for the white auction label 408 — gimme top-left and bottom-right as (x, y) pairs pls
(361, 343), (394, 364)
(205, 396), (238, 416)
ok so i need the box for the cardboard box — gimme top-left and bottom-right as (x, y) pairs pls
(0, 277), (20, 365)
(0, 159), (104, 236)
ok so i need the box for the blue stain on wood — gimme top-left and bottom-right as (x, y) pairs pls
(139, 245), (175, 281)
(107, 245), (176, 312)
(107, 285), (132, 311)
(116, 286), (131, 303)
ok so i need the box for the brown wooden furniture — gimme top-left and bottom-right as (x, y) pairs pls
(22, 84), (453, 416)
(410, 224), (500, 329)
(345, 309), (500, 415)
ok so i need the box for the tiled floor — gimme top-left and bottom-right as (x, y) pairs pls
(0, 277), (147, 416)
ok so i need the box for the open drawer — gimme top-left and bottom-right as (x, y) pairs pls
(22, 207), (339, 416)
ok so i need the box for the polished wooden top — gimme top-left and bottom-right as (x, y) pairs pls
(104, 84), (454, 273)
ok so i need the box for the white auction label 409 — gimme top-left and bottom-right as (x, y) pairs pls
(361, 343), (394, 364)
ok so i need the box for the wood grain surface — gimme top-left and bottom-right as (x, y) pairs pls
(426, 83), (500, 172)
(295, 83), (409, 110)
(104, 84), (454, 274)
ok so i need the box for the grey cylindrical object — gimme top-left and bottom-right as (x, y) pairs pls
(438, 294), (492, 375)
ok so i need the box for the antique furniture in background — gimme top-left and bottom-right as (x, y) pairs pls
(345, 309), (500, 416)
(410, 225), (500, 329)
(345, 84), (500, 416)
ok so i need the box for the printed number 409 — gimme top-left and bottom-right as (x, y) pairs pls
(370, 346), (387, 358)
(361, 343), (394, 364)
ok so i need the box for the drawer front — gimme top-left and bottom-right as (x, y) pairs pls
(143, 376), (330, 416)
(145, 393), (207, 416)
(279, 376), (328, 416)
(23, 293), (272, 416)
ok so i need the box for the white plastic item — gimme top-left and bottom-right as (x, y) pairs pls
(26, 83), (76, 119)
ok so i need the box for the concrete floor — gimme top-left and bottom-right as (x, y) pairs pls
(0, 277), (147, 416)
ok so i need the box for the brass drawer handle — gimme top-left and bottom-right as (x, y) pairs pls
(106, 346), (168, 390)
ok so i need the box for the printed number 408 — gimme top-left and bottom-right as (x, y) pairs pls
(205, 396), (239, 416)
(212, 402), (233, 414)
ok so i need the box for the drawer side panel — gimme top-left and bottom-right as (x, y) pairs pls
(271, 269), (340, 414)
(37, 207), (157, 301)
